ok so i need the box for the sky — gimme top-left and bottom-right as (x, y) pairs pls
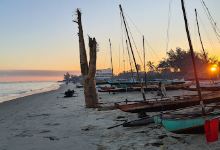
(0, 70), (79, 82)
(0, 0), (220, 81)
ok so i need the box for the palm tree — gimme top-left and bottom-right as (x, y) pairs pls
(64, 72), (70, 84)
(136, 64), (141, 72)
(147, 61), (156, 72)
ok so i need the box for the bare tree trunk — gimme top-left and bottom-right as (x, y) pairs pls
(84, 37), (98, 108)
(74, 9), (98, 108)
(75, 9), (89, 76)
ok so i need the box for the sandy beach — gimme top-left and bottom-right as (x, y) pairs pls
(0, 83), (220, 150)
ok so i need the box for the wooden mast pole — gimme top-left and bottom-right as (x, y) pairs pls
(109, 39), (114, 77)
(119, 4), (146, 101)
(143, 35), (147, 85)
(181, 0), (205, 114)
(195, 9), (208, 63)
(126, 39), (135, 82)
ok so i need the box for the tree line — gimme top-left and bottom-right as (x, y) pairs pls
(120, 47), (219, 80)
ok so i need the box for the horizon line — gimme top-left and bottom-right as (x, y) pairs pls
(0, 69), (80, 72)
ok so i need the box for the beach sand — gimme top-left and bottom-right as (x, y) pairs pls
(0, 83), (220, 150)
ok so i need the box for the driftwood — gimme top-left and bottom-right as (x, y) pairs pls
(75, 9), (98, 108)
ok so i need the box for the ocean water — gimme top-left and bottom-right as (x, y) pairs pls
(0, 81), (61, 103)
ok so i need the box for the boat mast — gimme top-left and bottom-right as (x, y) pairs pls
(181, 0), (205, 114)
(119, 4), (146, 101)
(143, 35), (147, 85)
(123, 46), (125, 73)
(109, 39), (114, 77)
(195, 9), (208, 63)
(126, 39), (135, 82)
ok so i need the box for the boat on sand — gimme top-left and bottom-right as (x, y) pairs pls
(115, 91), (220, 113)
(154, 110), (220, 134)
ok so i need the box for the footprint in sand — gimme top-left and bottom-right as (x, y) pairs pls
(145, 139), (163, 147)
(14, 130), (33, 137)
(44, 123), (60, 126)
(81, 125), (97, 131)
(27, 113), (50, 118)
(39, 130), (51, 134)
(15, 129), (51, 137)
(44, 136), (59, 141)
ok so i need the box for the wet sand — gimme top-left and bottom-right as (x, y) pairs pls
(0, 83), (220, 150)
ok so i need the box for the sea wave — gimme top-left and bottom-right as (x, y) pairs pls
(0, 81), (62, 103)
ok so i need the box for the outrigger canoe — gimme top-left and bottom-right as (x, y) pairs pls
(98, 84), (189, 93)
(154, 111), (220, 134)
(115, 92), (220, 113)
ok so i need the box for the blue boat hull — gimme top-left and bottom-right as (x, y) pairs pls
(154, 112), (220, 134)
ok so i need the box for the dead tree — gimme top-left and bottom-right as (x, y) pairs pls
(74, 9), (98, 108)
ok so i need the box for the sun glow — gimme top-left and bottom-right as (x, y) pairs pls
(210, 64), (218, 72)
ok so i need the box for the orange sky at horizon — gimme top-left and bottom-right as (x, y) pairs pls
(1, 43), (219, 75)
(0, 76), (63, 82)
(1, 0), (220, 77)
(0, 70), (80, 82)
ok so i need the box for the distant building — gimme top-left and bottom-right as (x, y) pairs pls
(96, 68), (112, 81)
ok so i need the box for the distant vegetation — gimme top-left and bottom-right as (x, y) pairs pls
(119, 47), (220, 80)
(157, 47), (219, 75)
(64, 48), (220, 82)
(64, 72), (80, 83)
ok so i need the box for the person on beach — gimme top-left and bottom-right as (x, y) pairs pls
(157, 82), (167, 97)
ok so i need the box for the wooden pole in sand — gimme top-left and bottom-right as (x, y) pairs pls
(126, 40), (135, 82)
(119, 4), (146, 101)
(143, 35), (147, 85)
(181, 0), (205, 114)
(109, 39), (114, 78)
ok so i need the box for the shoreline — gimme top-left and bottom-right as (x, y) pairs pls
(0, 85), (62, 106)
(0, 81), (62, 104)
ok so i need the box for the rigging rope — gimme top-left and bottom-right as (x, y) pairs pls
(124, 12), (160, 61)
(120, 13), (136, 74)
(197, 14), (215, 52)
(145, 39), (160, 60)
(120, 12), (126, 72)
(125, 12), (143, 35)
(118, 44), (121, 74)
(103, 44), (108, 68)
(165, 0), (173, 57)
(200, 0), (220, 43)
(193, 14), (200, 54)
(126, 40), (135, 81)
(124, 16), (144, 66)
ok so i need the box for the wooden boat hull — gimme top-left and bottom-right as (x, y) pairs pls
(154, 112), (220, 134)
(98, 87), (133, 93)
(96, 81), (108, 85)
(108, 81), (140, 86)
(115, 92), (220, 113)
(99, 86), (115, 91)
(98, 84), (189, 93)
(185, 83), (220, 91)
(186, 86), (220, 91)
